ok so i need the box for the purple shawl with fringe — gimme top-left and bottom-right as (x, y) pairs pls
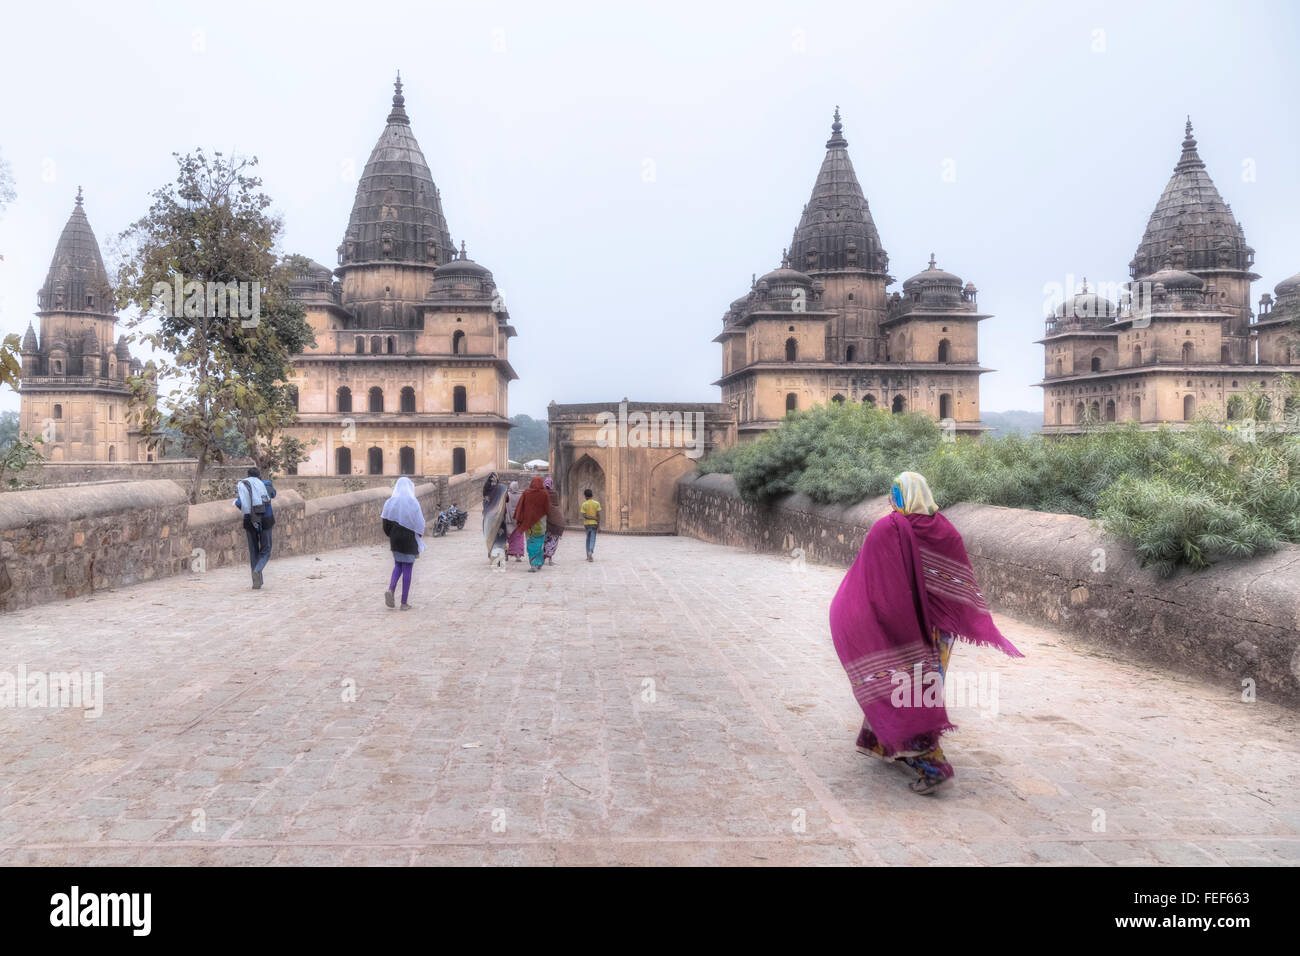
(829, 509), (1022, 754)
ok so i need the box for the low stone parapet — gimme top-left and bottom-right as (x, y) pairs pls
(676, 472), (1300, 704)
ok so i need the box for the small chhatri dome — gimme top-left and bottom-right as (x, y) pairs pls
(1055, 278), (1118, 322)
(433, 241), (490, 278)
(902, 254), (963, 292)
(1130, 119), (1255, 279)
(38, 189), (114, 315)
(81, 327), (99, 351)
(1140, 260), (1205, 291)
(1274, 270), (1300, 298)
(22, 323), (38, 352)
(115, 335), (132, 360)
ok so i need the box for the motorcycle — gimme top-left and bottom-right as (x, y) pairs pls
(446, 505), (468, 531)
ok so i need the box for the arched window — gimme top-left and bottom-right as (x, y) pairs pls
(1131, 397), (1141, 420)
(831, 393), (845, 404)
(1105, 399), (1116, 422)
(939, 393), (952, 419)
(1089, 401), (1100, 421)
(892, 394), (905, 414)
(368, 387), (384, 413)
(53, 403), (63, 420)
(1221, 345), (1231, 363)
(937, 339), (950, 363)
(400, 386), (416, 413)
(368, 447), (383, 475)
(785, 392), (797, 412)
(336, 446), (351, 475)
(1054, 402), (1063, 425)
(863, 394), (876, 407)
(1183, 394), (1195, 421)
(452, 447), (466, 475)
(370, 336), (381, 354)
(1075, 402), (1085, 423)
(355, 337), (365, 354)
(1132, 346), (1142, 365)
(54, 360), (63, 374)
(453, 385), (467, 413)
(1055, 358), (1063, 376)
(386, 336), (396, 354)
(1090, 356), (1101, 372)
(399, 446), (415, 475)
(337, 386), (352, 413)
(1182, 341), (1194, 363)
(845, 345), (855, 363)
(452, 330), (465, 355)
(785, 338), (797, 362)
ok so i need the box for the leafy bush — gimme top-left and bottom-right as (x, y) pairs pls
(698, 385), (1300, 575)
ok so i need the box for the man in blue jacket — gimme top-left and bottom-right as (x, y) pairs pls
(233, 467), (276, 588)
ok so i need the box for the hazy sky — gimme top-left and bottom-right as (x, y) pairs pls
(2, 0), (1298, 419)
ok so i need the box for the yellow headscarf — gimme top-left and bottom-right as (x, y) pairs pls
(891, 471), (938, 516)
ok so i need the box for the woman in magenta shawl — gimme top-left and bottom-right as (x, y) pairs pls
(829, 472), (1022, 794)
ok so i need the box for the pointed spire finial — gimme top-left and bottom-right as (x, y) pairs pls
(928, 252), (937, 270)
(75, 185), (84, 206)
(781, 247), (789, 268)
(460, 240), (467, 259)
(387, 71), (410, 125)
(825, 106), (847, 148)
(1081, 277), (1088, 293)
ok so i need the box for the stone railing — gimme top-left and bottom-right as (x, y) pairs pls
(676, 472), (1300, 705)
(0, 479), (440, 613)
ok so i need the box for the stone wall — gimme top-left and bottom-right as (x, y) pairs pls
(23, 459), (250, 489)
(0, 480), (191, 612)
(676, 472), (1300, 704)
(0, 479), (441, 613)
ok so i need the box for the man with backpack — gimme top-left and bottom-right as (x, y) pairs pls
(233, 467), (276, 589)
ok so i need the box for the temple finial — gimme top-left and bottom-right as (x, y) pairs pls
(928, 252), (936, 269)
(1081, 277), (1088, 293)
(75, 185), (83, 206)
(460, 240), (467, 259)
(387, 71), (409, 124)
(826, 106), (847, 148)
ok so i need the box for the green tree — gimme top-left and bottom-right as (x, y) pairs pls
(0, 410), (20, 450)
(115, 150), (314, 501)
(0, 432), (44, 490)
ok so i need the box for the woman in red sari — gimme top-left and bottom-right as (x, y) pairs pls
(829, 472), (1022, 794)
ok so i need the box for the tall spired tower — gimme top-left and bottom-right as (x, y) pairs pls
(786, 107), (892, 363)
(1129, 119), (1259, 364)
(19, 189), (144, 462)
(715, 109), (990, 437)
(287, 75), (517, 478)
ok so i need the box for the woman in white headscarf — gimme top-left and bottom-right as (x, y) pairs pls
(382, 476), (426, 610)
(505, 480), (526, 562)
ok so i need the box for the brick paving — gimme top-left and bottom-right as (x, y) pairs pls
(2, 514), (1298, 866)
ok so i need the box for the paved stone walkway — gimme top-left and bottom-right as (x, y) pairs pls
(2, 514), (1298, 866)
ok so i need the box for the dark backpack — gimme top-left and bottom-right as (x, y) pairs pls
(241, 479), (267, 518)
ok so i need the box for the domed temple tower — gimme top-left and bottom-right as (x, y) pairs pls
(19, 189), (145, 462)
(286, 76), (517, 477)
(715, 110), (990, 438)
(1039, 120), (1294, 432)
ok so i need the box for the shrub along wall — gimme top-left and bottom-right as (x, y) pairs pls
(0, 480), (441, 613)
(677, 472), (1300, 705)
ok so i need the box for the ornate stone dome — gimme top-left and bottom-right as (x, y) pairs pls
(902, 255), (963, 294)
(38, 188), (114, 315)
(115, 335), (132, 361)
(1054, 280), (1118, 323)
(1139, 264), (1205, 291)
(337, 74), (454, 270)
(1274, 271), (1300, 298)
(433, 243), (490, 278)
(1130, 120), (1255, 279)
(787, 108), (889, 276)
